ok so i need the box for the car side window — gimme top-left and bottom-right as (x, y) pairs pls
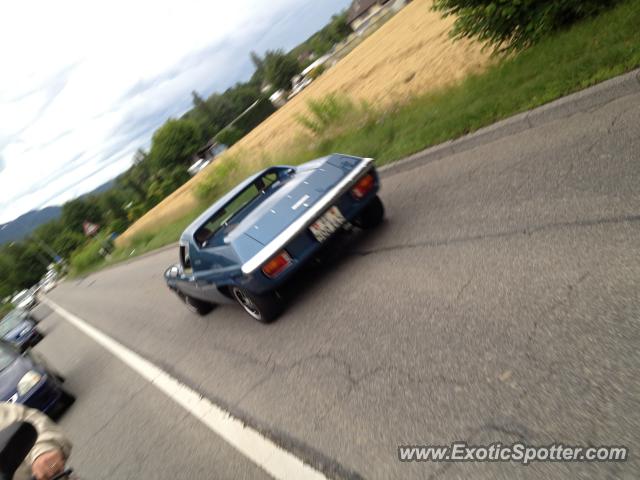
(180, 245), (192, 272)
(260, 172), (279, 191)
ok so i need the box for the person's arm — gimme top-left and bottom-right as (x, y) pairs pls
(0, 403), (72, 479)
(19, 405), (71, 465)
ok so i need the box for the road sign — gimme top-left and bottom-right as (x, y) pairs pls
(83, 221), (100, 237)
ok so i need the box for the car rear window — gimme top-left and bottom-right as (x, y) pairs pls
(0, 311), (25, 336)
(194, 171), (281, 247)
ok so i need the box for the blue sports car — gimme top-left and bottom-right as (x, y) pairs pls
(0, 341), (72, 413)
(165, 154), (384, 322)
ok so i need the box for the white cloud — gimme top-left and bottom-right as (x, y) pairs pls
(0, 0), (350, 223)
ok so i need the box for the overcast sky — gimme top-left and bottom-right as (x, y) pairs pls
(0, 0), (351, 224)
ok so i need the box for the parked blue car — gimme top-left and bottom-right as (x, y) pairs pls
(165, 154), (384, 322)
(0, 341), (72, 413)
(0, 309), (44, 353)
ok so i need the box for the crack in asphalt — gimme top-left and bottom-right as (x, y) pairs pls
(423, 270), (599, 479)
(352, 213), (640, 257)
(454, 277), (474, 303)
(425, 420), (536, 480)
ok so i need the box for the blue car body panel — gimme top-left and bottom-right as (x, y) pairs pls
(0, 310), (43, 352)
(0, 344), (63, 412)
(166, 154), (380, 299)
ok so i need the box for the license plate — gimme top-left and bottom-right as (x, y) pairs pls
(309, 206), (346, 242)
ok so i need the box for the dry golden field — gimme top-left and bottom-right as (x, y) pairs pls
(117, 0), (490, 246)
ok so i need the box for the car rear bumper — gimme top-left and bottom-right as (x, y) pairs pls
(242, 180), (380, 294)
(18, 330), (44, 352)
(21, 375), (63, 413)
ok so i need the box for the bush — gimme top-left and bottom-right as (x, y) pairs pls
(231, 97), (276, 133)
(69, 237), (111, 274)
(195, 153), (252, 202)
(295, 94), (354, 135)
(108, 218), (130, 235)
(432, 0), (621, 51)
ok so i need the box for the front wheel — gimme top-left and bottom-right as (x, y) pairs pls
(230, 287), (283, 323)
(354, 195), (384, 229)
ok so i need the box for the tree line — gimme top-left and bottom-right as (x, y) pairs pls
(0, 12), (352, 300)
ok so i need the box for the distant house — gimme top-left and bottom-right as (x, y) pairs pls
(347, 0), (393, 32)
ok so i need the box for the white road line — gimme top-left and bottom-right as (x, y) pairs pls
(42, 298), (328, 480)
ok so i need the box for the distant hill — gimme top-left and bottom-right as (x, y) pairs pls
(0, 206), (62, 245)
(0, 179), (115, 245)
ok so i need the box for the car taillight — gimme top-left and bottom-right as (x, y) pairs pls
(261, 251), (292, 278)
(351, 173), (375, 199)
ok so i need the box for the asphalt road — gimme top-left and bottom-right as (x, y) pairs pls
(35, 87), (639, 479)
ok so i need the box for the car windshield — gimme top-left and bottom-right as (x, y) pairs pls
(0, 310), (26, 337)
(194, 170), (283, 246)
(0, 343), (17, 371)
(11, 291), (28, 303)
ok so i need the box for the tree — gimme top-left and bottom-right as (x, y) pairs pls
(249, 51), (266, 86)
(132, 148), (149, 165)
(99, 189), (130, 233)
(263, 50), (300, 91)
(191, 91), (219, 134)
(1, 242), (48, 291)
(327, 12), (352, 42)
(148, 118), (201, 169)
(204, 94), (236, 129)
(290, 10), (352, 61)
(225, 82), (261, 114)
(61, 197), (104, 234)
(431, 0), (620, 52)
(51, 230), (86, 258)
(0, 250), (16, 298)
(215, 126), (245, 147)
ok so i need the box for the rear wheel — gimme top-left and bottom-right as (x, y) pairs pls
(354, 195), (384, 229)
(231, 287), (283, 323)
(177, 292), (215, 316)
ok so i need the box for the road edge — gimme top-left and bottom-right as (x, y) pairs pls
(379, 68), (640, 177)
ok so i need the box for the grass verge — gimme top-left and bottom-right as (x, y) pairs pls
(71, 0), (640, 276)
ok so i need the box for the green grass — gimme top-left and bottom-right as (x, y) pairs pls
(68, 208), (206, 277)
(304, 0), (640, 165)
(72, 0), (640, 276)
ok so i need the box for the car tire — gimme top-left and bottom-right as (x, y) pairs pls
(354, 195), (384, 229)
(60, 389), (75, 407)
(183, 294), (215, 316)
(230, 287), (283, 323)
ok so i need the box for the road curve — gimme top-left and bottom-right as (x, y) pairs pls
(41, 87), (640, 479)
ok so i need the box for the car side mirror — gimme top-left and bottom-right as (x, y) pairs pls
(0, 421), (37, 480)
